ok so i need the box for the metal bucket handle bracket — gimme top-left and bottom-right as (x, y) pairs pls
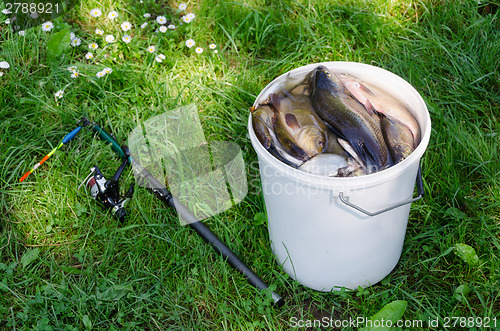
(339, 164), (424, 217)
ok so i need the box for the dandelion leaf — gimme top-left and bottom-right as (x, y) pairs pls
(47, 29), (71, 61)
(21, 248), (40, 268)
(359, 300), (408, 331)
(454, 243), (479, 267)
(453, 284), (471, 303)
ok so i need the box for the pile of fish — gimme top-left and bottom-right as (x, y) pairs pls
(251, 65), (421, 176)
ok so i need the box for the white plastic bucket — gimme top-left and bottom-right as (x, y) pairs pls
(248, 62), (431, 291)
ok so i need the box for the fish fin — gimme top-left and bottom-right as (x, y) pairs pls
(364, 99), (377, 115)
(358, 82), (375, 95)
(285, 113), (300, 130)
(268, 93), (283, 109)
(288, 84), (309, 96)
(338, 138), (365, 168)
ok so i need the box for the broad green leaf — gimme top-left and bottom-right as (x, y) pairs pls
(46, 29), (71, 60)
(21, 248), (40, 268)
(82, 315), (92, 329)
(253, 212), (266, 225)
(453, 284), (471, 303)
(454, 243), (479, 266)
(359, 300), (408, 331)
(444, 207), (467, 220)
(97, 284), (134, 301)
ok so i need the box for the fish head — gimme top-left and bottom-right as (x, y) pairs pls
(338, 75), (370, 98)
(252, 104), (275, 128)
(310, 66), (343, 93)
(252, 104), (276, 149)
(297, 126), (327, 157)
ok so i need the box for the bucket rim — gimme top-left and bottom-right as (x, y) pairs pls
(248, 61), (431, 190)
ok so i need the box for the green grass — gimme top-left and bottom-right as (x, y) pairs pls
(1, 0), (499, 329)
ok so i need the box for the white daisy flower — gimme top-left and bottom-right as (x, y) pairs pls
(90, 8), (102, 17)
(156, 16), (166, 24)
(103, 67), (112, 74)
(41, 21), (53, 31)
(85, 52), (93, 59)
(155, 54), (166, 62)
(147, 45), (155, 53)
(0, 61), (10, 69)
(141, 22), (148, 29)
(71, 71), (80, 78)
(55, 90), (64, 99)
(185, 39), (195, 48)
(122, 34), (131, 43)
(95, 28), (104, 35)
(195, 47), (203, 54)
(213, 50), (218, 54)
(105, 35), (115, 43)
(18, 30), (25, 36)
(68, 66), (77, 72)
(179, 3), (187, 11)
(143, 13), (151, 18)
(2, 9), (11, 14)
(121, 21), (132, 31)
(159, 26), (167, 33)
(108, 11), (118, 20)
(71, 38), (82, 47)
(88, 43), (98, 49)
(96, 71), (105, 78)
(182, 13), (195, 23)
(5, 19), (10, 24)
(209, 43), (216, 49)
(168, 24), (175, 29)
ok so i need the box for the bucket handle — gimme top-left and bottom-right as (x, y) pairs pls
(338, 164), (425, 217)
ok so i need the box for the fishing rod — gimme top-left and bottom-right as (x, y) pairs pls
(19, 118), (91, 182)
(19, 116), (284, 306)
(90, 122), (284, 307)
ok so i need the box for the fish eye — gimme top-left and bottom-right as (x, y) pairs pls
(323, 70), (331, 77)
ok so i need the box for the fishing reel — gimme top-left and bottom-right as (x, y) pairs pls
(83, 145), (135, 222)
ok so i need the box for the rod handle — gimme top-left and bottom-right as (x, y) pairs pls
(91, 124), (125, 159)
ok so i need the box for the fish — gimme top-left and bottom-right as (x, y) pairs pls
(281, 70), (312, 96)
(298, 153), (349, 176)
(251, 104), (275, 150)
(325, 130), (348, 156)
(298, 153), (364, 177)
(380, 116), (414, 163)
(268, 93), (328, 160)
(309, 66), (392, 173)
(251, 104), (304, 168)
(338, 73), (421, 147)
